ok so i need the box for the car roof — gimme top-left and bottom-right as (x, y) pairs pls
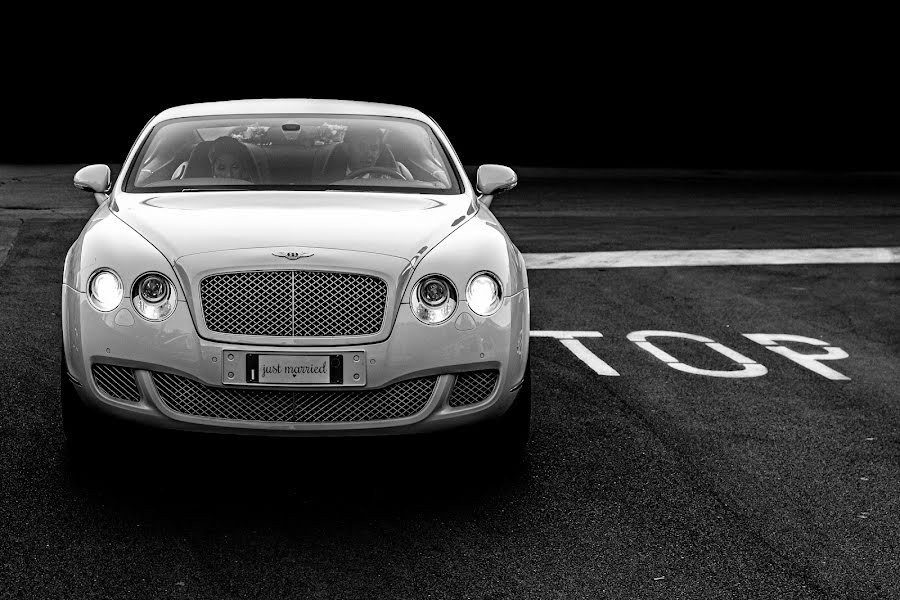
(153, 99), (429, 122)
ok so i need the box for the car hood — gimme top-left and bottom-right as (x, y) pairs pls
(112, 191), (476, 263)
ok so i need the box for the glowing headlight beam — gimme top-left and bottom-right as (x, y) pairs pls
(466, 273), (501, 316)
(87, 269), (123, 312)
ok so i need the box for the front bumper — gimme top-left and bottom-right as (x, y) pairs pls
(62, 284), (529, 436)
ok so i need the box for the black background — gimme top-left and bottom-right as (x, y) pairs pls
(3, 15), (896, 170)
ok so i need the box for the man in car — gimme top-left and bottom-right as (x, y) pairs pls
(322, 124), (413, 181)
(384, 127), (451, 187)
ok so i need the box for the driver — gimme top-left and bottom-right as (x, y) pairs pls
(341, 125), (413, 180)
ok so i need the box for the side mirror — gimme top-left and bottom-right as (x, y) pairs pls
(74, 164), (111, 205)
(476, 164), (517, 208)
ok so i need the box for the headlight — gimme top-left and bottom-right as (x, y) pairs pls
(466, 272), (502, 316)
(87, 269), (123, 312)
(411, 275), (457, 324)
(131, 273), (177, 321)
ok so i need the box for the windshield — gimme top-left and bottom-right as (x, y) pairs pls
(125, 115), (461, 194)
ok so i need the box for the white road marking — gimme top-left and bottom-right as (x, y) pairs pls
(529, 330), (851, 380)
(529, 330), (620, 376)
(559, 339), (621, 377)
(743, 334), (851, 381)
(530, 330), (604, 338)
(524, 247), (900, 269)
(626, 330), (768, 378)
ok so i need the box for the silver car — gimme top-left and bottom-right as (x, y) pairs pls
(61, 99), (531, 454)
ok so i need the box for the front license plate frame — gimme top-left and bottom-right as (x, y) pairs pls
(221, 350), (367, 386)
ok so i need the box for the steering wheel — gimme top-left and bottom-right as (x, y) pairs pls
(345, 166), (408, 181)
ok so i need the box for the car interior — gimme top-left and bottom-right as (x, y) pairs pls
(131, 118), (455, 191)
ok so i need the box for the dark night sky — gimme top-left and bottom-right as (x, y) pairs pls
(4, 18), (896, 170)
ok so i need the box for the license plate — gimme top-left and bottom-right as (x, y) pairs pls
(246, 354), (343, 385)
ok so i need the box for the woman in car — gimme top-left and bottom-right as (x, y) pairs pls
(208, 136), (254, 180)
(170, 136), (256, 181)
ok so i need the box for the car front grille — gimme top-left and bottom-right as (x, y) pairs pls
(448, 370), (499, 407)
(92, 364), (141, 402)
(152, 372), (437, 423)
(200, 270), (388, 337)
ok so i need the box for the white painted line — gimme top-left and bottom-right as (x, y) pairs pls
(743, 333), (829, 346)
(627, 330), (712, 344)
(559, 339), (621, 377)
(529, 330), (605, 338)
(632, 341), (680, 363)
(529, 331), (619, 376)
(743, 334), (851, 380)
(705, 343), (759, 365)
(524, 247), (900, 269)
(627, 330), (767, 378)
(668, 361), (768, 378)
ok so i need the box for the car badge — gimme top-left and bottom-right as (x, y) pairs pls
(272, 251), (315, 260)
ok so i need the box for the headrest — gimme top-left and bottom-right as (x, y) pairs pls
(183, 141), (215, 178)
(264, 127), (290, 145)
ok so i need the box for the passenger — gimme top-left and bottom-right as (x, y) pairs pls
(170, 136), (255, 181)
(208, 136), (253, 180)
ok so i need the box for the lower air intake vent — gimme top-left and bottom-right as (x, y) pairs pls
(92, 364), (141, 402)
(448, 370), (499, 407)
(152, 372), (437, 423)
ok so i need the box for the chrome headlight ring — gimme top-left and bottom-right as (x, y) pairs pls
(87, 268), (123, 312)
(411, 274), (458, 325)
(131, 272), (177, 321)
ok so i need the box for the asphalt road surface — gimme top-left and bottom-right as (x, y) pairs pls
(1, 166), (899, 599)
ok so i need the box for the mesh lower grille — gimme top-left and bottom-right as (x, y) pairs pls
(200, 270), (387, 337)
(92, 364), (141, 402)
(448, 370), (499, 407)
(152, 372), (437, 423)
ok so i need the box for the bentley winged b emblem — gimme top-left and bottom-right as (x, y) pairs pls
(272, 251), (315, 261)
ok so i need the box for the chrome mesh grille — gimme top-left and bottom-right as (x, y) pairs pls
(448, 370), (499, 407)
(200, 270), (387, 337)
(152, 372), (437, 423)
(92, 364), (141, 402)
